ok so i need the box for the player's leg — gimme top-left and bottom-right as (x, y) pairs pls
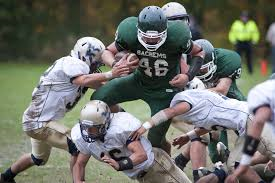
(37, 121), (79, 176)
(227, 135), (263, 182)
(0, 137), (51, 182)
(245, 42), (253, 74)
(91, 73), (141, 106)
(208, 130), (228, 163)
(145, 92), (176, 155)
(137, 148), (192, 183)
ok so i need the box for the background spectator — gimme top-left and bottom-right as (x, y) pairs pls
(229, 11), (260, 74)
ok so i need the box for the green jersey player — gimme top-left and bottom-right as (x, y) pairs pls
(91, 6), (205, 154)
(194, 39), (245, 164)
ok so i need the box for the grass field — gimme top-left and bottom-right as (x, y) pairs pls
(0, 61), (271, 183)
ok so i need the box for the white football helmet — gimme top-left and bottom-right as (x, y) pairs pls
(79, 100), (111, 143)
(184, 77), (206, 90)
(162, 2), (189, 24)
(71, 37), (105, 72)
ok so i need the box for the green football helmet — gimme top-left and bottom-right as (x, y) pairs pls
(194, 39), (217, 81)
(137, 6), (167, 51)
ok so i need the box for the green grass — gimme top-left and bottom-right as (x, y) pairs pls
(0, 62), (270, 183)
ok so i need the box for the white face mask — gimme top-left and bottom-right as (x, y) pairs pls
(137, 28), (167, 51)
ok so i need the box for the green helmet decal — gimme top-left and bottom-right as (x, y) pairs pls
(137, 6), (168, 51)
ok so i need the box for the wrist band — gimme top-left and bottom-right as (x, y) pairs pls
(186, 130), (198, 140)
(240, 154), (252, 166)
(151, 110), (169, 126)
(104, 71), (113, 79)
(142, 121), (152, 130)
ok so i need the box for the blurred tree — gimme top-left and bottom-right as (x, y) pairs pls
(1, 0), (275, 61)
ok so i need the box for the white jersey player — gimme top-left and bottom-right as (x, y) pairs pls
(72, 100), (191, 183)
(0, 37), (130, 183)
(130, 89), (251, 182)
(226, 79), (275, 183)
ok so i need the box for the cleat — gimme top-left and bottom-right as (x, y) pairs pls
(216, 142), (230, 163)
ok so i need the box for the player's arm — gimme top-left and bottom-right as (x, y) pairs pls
(130, 102), (192, 140)
(172, 127), (210, 149)
(101, 42), (119, 67)
(127, 140), (148, 165)
(72, 65), (129, 89)
(186, 42), (205, 81)
(228, 106), (272, 180)
(208, 77), (232, 95)
(170, 42), (205, 88)
(73, 152), (91, 183)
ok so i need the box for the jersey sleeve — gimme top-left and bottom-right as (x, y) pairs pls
(215, 49), (242, 79)
(169, 21), (193, 54)
(115, 17), (138, 52)
(63, 57), (90, 78)
(247, 80), (274, 114)
(71, 124), (91, 155)
(110, 113), (141, 146)
(170, 91), (195, 108)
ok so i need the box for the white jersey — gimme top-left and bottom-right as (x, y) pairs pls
(170, 89), (249, 136)
(71, 112), (154, 179)
(247, 79), (275, 127)
(23, 56), (90, 131)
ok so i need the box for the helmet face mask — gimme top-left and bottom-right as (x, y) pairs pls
(79, 100), (111, 143)
(71, 37), (105, 73)
(137, 6), (167, 51)
(79, 120), (108, 143)
(194, 39), (216, 81)
(196, 52), (217, 81)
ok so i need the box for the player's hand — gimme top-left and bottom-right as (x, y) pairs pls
(126, 54), (139, 72)
(265, 160), (275, 172)
(225, 165), (248, 183)
(224, 174), (238, 183)
(112, 64), (130, 78)
(172, 134), (189, 149)
(101, 154), (120, 170)
(169, 74), (189, 89)
(130, 126), (147, 141)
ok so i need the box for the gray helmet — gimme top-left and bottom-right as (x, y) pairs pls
(194, 39), (216, 81)
(137, 6), (168, 51)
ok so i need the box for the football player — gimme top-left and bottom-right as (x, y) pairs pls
(225, 78), (275, 183)
(91, 6), (205, 155)
(0, 37), (129, 183)
(71, 100), (191, 183)
(130, 89), (271, 183)
(173, 39), (246, 170)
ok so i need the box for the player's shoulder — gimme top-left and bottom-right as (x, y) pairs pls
(249, 80), (275, 98)
(215, 48), (241, 64)
(108, 112), (141, 135)
(167, 21), (191, 43)
(62, 56), (90, 77)
(215, 48), (241, 76)
(116, 17), (138, 47)
(71, 123), (84, 144)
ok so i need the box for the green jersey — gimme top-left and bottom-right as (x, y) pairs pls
(115, 17), (192, 89)
(205, 48), (245, 101)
